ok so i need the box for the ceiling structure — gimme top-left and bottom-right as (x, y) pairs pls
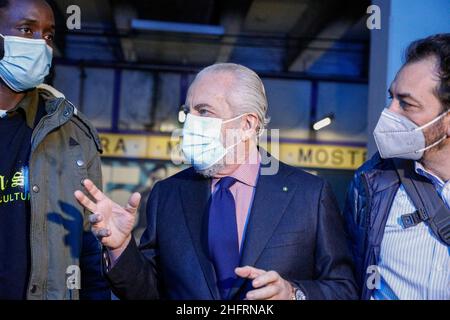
(50, 0), (370, 78)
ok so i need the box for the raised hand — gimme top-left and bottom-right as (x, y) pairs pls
(74, 179), (141, 250)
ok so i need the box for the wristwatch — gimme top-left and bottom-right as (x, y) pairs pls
(291, 285), (307, 300)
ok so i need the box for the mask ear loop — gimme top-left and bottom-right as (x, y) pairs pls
(223, 113), (264, 141)
(415, 109), (450, 131)
(222, 113), (246, 124)
(415, 136), (447, 154)
(414, 110), (450, 154)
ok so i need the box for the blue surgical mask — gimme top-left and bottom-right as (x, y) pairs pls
(181, 113), (245, 170)
(0, 34), (53, 92)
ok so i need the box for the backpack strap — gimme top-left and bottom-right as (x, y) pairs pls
(393, 159), (450, 246)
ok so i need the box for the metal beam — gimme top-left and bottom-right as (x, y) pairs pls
(288, 18), (355, 72)
(216, 9), (245, 63)
(112, 1), (138, 62)
(131, 20), (225, 36)
(53, 57), (368, 83)
(285, 0), (369, 72)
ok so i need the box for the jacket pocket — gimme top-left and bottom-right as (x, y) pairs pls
(265, 231), (303, 249)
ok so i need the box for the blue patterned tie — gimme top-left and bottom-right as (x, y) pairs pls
(208, 176), (239, 299)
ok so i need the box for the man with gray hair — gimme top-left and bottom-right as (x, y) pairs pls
(75, 63), (357, 300)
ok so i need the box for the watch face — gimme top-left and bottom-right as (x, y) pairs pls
(295, 289), (306, 300)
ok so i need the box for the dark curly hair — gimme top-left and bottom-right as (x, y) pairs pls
(404, 33), (450, 112)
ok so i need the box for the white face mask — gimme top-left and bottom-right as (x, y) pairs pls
(373, 109), (449, 160)
(0, 34), (53, 92)
(181, 113), (246, 171)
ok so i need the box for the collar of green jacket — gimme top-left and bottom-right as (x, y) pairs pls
(7, 84), (103, 153)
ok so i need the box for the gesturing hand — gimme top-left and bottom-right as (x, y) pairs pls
(74, 179), (141, 250)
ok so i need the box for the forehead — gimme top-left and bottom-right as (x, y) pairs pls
(392, 57), (439, 93)
(3, 0), (54, 24)
(188, 71), (235, 104)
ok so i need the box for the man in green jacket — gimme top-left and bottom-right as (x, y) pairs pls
(0, 0), (109, 299)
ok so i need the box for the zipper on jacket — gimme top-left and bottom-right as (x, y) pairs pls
(360, 172), (372, 228)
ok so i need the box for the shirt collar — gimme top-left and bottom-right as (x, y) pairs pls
(213, 146), (261, 188)
(5, 88), (40, 129)
(230, 147), (260, 187)
(414, 161), (448, 191)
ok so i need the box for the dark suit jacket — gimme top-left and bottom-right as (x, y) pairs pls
(106, 158), (358, 300)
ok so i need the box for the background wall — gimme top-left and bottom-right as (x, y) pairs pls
(47, 0), (449, 236)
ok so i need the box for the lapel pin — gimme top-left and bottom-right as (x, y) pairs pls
(283, 186), (288, 192)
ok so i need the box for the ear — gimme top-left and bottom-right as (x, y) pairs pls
(241, 113), (259, 141)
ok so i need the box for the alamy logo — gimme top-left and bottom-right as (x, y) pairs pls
(366, 265), (381, 290)
(66, 265), (81, 290)
(170, 128), (280, 176)
(66, 5), (81, 30)
(366, 5), (381, 30)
